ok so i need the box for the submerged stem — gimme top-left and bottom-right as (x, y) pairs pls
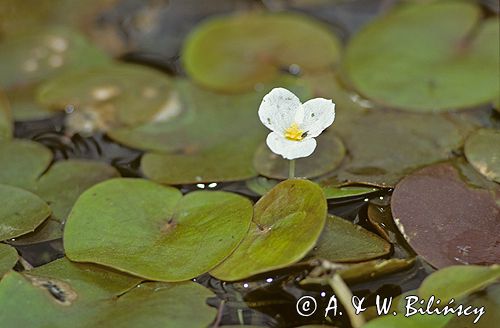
(289, 159), (296, 179)
(328, 274), (365, 328)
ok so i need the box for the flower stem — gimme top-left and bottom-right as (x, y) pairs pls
(288, 159), (296, 179)
(328, 274), (365, 328)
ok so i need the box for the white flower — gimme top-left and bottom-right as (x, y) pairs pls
(258, 88), (335, 160)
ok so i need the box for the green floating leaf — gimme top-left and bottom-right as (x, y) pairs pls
(11, 160), (120, 245)
(0, 184), (51, 241)
(64, 178), (253, 282)
(28, 257), (142, 300)
(418, 265), (500, 303)
(0, 139), (52, 189)
(444, 283), (500, 328)
(141, 136), (258, 184)
(391, 162), (500, 268)
(37, 63), (175, 128)
(308, 215), (391, 262)
(108, 78), (309, 153)
(182, 11), (342, 92)
(0, 92), (12, 141)
(0, 27), (109, 88)
(322, 185), (378, 200)
(464, 128), (500, 183)
(332, 110), (464, 186)
(0, 258), (216, 327)
(344, 1), (500, 112)
(10, 218), (63, 246)
(246, 177), (377, 200)
(33, 159), (120, 222)
(245, 177), (279, 196)
(89, 281), (216, 328)
(253, 132), (345, 179)
(0, 244), (18, 277)
(7, 86), (56, 121)
(211, 179), (327, 281)
(344, 2), (499, 111)
(339, 258), (415, 284)
(362, 312), (451, 328)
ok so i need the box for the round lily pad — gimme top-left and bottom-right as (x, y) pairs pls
(33, 159), (120, 222)
(182, 11), (342, 92)
(245, 177), (279, 196)
(37, 63), (175, 128)
(0, 184), (51, 241)
(308, 215), (391, 262)
(333, 110), (464, 186)
(322, 185), (378, 200)
(64, 178), (253, 281)
(0, 258), (216, 327)
(0, 139), (52, 189)
(0, 27), (109, 88)
(108, 78), (308, 153)
(464, 128), (500, 183)
(338, 258), (415, 284)
(141, 136), (258, 184)
(28, 257), (142, 300)
(108, 79), (267, 152)
(7, 86), (55, 121)
(0, 244), (18, 277)
(391, 162), (500, 268)
(254, 132), (345, 179)
(344, 2), (499, 111)
(90, 281), (216, 328)
(9, 218), (63, 245)
(0, 92), (11, 141)
(418, 265), (500, 303)
(210, 179), (327, 281)
(444, 283), (500, 328)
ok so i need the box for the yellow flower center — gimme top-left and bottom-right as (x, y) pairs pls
(284, 123), (305, 141)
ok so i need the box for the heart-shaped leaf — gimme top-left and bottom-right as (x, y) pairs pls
(64, 178), (253, 281)
(0, 184), (51, 241)
(211, 179), (327, 281)
(391, 162), (500, 268)
(0, 27), (109, 88)
(418, 265), (500, 303)
(322, 185), (378, 200)
(141, 136), (258, 184)
(6, 86), (53, 121)
(182, 12), (342, 92)
(464, 128), (500, 183)
(108, 78), (308, 153)
(443, 283), (499, 328)
(37, 63), (175, 128)
(33, 159), (120, 222)
(344, 2), (499, 111)
(0, 139), (52, 189)
(308, 215), (391, 262)
(0, 257), (216, 327)
(332, 110), (464, 186)
(0, 244), (18, 277)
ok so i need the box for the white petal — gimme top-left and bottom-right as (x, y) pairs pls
(301, 98), (335, 138)
(258, 88), (302, 133)
(266, 132), (317, 160)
